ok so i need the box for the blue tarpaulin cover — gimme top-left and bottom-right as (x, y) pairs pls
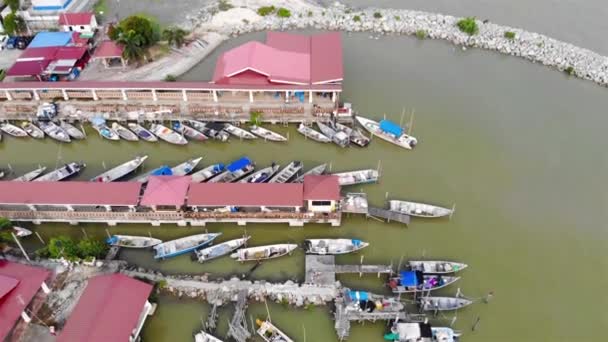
(400, 271), (419, 286)
(152, 166), (173, 176)
(352, 239), (362, 246)
(213, 164), (225, 172)
(29, 32), (73, 48)
(379, 120), (403, 137)
(227, 157), (251, 172)
(346, 290), (369, 301)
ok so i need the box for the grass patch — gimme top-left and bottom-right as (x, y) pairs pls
(504, 31), (516, 40)
(93, 0), (107, 15)
(564, 66), (575, 76)
(257, 6), (276, 16)
(164, 74), (177, 82)
(250, 111), (263, 125)
(353, 15), (361, 22)
(277, 8), (291, 18)
(373, 12), (382, 19)
(416, 29), (427, 39)
(218, 0), (233, 11)
(157, 279), (168, 289)
(307, 10), (313, 17)
(457, 17), (478, 35)
(394, 15), (401, 21)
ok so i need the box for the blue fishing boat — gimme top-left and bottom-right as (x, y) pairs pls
(209, 157), (255, 183)
(90, 117), (119, 141)
(153, 233), (221, 259)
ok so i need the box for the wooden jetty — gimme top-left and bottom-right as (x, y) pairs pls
(305, 255), (392, 286)
(227, 290), (251, 342)
(367, 206), (411, 225)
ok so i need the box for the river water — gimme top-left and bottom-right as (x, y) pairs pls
(2, 17), (608, 342)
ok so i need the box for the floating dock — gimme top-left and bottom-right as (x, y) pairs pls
(367, 206), (411, 225)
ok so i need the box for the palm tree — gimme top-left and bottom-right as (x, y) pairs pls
(162, 27), (188, 48)
(116, 30), (146, 64)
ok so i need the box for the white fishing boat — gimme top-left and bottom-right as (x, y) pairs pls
(387, 322), (461, 342)
(60, 121), (85, 140)
(172, 121), (208, 141)
(194, 236), (250, 263)
(316, 121), (350, 147)
(419, 296), (474, 311)
(297, 123), (331, 143)
(268, 161), (302, 183)
(0, 122), (28, 138)
(12, 166), (47, 181)
(0, 170), (4, 178)
(407, 261), (468, 274)
(153, 233), (221, 259)
(149, 123), (188, 145)
(111, 122), (139, 141)
(239, 164), (280, 183)
(333, 169), (379, 186)
(389, 200), (453, 218)
(333, 122), (370, 147)
(230, 244), (297, 262)
(292, 163), (327, 183)
(187, 120), (230, 141)
(194, 331), (224, 342)
(34, 162), (85, 182)
(389, 271), (460, 294)
(191, 163), (226, 183)
(21, 122), (45, 139)
(13, 226), (32, 237)
(355, 116), (417, 149)
(256, 320), (294, 342)
(209, 157), (254, 183)
(249, 125), (287, 142)
(106, 235), (162, 248)
(128, 123), (158, 142)
(135, 157), (202, 183)
(38, 121), (71, 143)
(90, 155), (148, 182)
(304, 239), (369, 255)
(223, 123), (256, 139)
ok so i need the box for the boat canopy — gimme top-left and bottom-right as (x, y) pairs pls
(213, 163), (225, 172)
(152, 166), (173, 176)
(106, 236), (118, 245)
(227, 157), (252, 172)
(346, 290), (369, 301)
(90, 117), (106, 126)
(399, 271), (422, 286)
(379, 120), (403, 137)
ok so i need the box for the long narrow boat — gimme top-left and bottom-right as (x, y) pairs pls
(239, 164), (280, 183)
(333, 169), (379, 186)
(297, 123), (331, 143)
(304, 239), (369, 255)
(191, 163), (225, 183)
(0, 122), (28, 138)
(389, 200), (453, 218)
(406, 260), (468, 274)
(256, 320), (294, 342)
(418, 296), (474, 311)
(153, 233), (221, 259)
(317, 121), (350, 147)
(230, 244), (297, 262)
(249, 125), (287, 142)
(194, 236), (250, 263)
(92, 123), (120, 141)
(389, 271), (460, 294)
(333, 122), (370, 147)
(38, 121), (71, 143)
(90, 155), (148, 182)
(355, 116), (417, 149)
(187, 120), (230, 141)
(112, 122), (139, 141)
(13, 226), (32, 237)
(127, 123), (158, 142)
(209, 157), (254, 183)
(268, 161), (302, 183)
(21, 122), (45, 139)
(292, 163), (327, 183)
(135, 157), (202, 183)
(172, 121), (208, 141)
(60, 121), (85, 140)
(149, 123), (188, 145)
(194, 331), (224, 342)
(106, 235), (162, 248)
(12, 166), (47, 181)
(223, 123), (256, 139)
(34, 162), (85, 182)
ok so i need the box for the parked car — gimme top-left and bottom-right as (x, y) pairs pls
(16, 36), (33, 50)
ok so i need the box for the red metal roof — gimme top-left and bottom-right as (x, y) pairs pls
(58, 12), (94, 26)
(0, 181), (142, 206)
(0, 275), (19, 300)
(92, 40), (124, 59)
(7, 46), (87, 76)
(6, 60), (50, 76)
(311, 32), (343, 84)
(187, 183), (304, 207)
(140, 176), (191, 206)
(303, 175), (340, 200)
(0, 261), (50, 341)
(58, 274), (152, 342)
(53, 46), (87, 60)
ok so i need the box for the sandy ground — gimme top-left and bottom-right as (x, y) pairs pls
(0, 49), (22, 71)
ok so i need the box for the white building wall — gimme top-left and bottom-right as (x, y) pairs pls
(306, 199), (336, 213)
(130, 300), (153, 342)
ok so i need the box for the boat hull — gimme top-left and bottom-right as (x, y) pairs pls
(153, 233), (221, 259)
(356, 116), (417, 149)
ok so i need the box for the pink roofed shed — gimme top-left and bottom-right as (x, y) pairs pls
(303, 175), (340, 200)
(140, 176), (192, 207)
(187, 183), (304, 207)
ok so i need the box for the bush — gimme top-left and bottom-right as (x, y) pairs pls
(457, 17), (479, 35)
(77, 238), (108, 259)
(48, 236), (80, 260)
(250, 111), (263, 125)
(394, 15), (401, 21)
(416, 29), (427, 39)
(257, 6), (276, 16)
(46, 236), (107, 261)
(373, 12), (382, 19)
(218, 0), (233, 11)
(113, 15), (160, 47)
(565, 66), (575, 75)
(277, 8), (291, 18)
(504, 31), (516, 40)
(4, 0), (19, 12)
(164, 74), (177, 82)
(3, 12), (26, 36)
(307, 10), (313, 17)
(353, 15), (361, 22)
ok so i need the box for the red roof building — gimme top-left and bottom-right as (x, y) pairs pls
(58, 274), (153, 342)
(0, 261), (51, 341)
(140, 176), (191, 208)
(187, 183), (304, 207)
(93, 40), (124, 59)
(58, 12), (94, 26)
(303, 175), (341, 201)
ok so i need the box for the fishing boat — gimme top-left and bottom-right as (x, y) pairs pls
(172, 121), (208, 141)
(149, 123), (188, 145)
(406, 261), (468, 274)
(0, 122), (28, 137)
(90, 155), (148, 182)
(230, 244), (297, 262)
(127, 123), (158, 142)
(90, 120), (120, 141)
(21, 122), (45, 139)
(60, 121), (85, 140)
(187, 120), (230, 141)
(13, 226), (32, 237)
(418, 296), (473, 312)
(292, 163), (327, 183)
(355, 116), (417, 149)
(194, 236), (250, 263)
(389, 200), (453, 218)
(209, 157), (254, 183)
(297, 123), (331, 143)
(111, 122), (139, 141)
(249, 125), (287, 142)
(304, 239), (369, 255)
(256, 319), (294, 342)
(223, 123), (256, 139)
(153, 233), (221, 259)
(34, 162), (85, 182)
(106, 235), (162, 248)
(268, 161), (302, 183)
(385, 321), (461, 342)
(389, 271), (460, 294)
(239, 164), (280, 183)
(194, 331), (224, 342)
(135, 157), (202, 183)
(316, 121), (350, 147)
(191, 163), (225, 183)
(333, 169), (379, 186)
(12, 166), (47, 181)
(333, 122), (370, 147)
(38, 121), (71, 143)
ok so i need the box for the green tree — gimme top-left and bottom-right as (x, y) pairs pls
(116, 29), (146, 63)
(457, 17), (479, 35)
(257, 6), (275, 16)
(3, 13), (26, 36)
(77, 238), (108, 259)
(3, 0), (19, 12)
(276, 8), (291, 18)
(113, 15), (158, 47)
(162, 27), (188, 48)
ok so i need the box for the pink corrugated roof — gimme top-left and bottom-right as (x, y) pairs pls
(0, 275), (19, 300)
(6, 60), (50, 76)
(303, 175), (340, 200)
(0, 181), (142, 206)
(187, 183), (303, 207)
(58, 12), (94, 26)
(0, 261), (50, 341)
(266, 31), (311, 53)
(58, 274), (152, 342)
(53, 46), (88, 60)
(140, 176), (191, 206)
(93, 40), (124, 59)
(311, 32), (343, 84)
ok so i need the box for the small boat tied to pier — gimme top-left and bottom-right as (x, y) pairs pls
(107, 235), (162, 248)
(292, 163), (327, 183)
(172, 121), (208, 141)
(60, 121), (85, 140)
(13, 226), (32, 237)
(385, 321), (461, 342)
(90, 155), (148, 182)
(333, 122), (370, 147)
(34, 162), (85, 182)
(256, 319), (294, 342)
(230, 244), (297, 262)
(149, 123), (188, 145)
(127, 123), (158, 142)
(418, 296), (473, 312)
(249, 125), (287, 142)
(333, 169), (379, 186)
(134, 157), (201, 183)
(194, 236), (251, 263)
(316, 121), (350, 147)
(209, 157), (254, 183)
(406, 260), (467, 274)
(297, 123), (331, 143)
(389, 200), (454, 218)
(187, 120), (230, 142)
(304, 238), (369, 255)
(0, 122), (28, 138)
(194, 330), (224, 342)
(389, 271), (460, 294)
(90, 117), (120, 141)
(153, 233), (221, 259)
(356, 116), (417, 149)
(239, 164), (280, 183)
(268, 161), (302, 183)
(111, 122), (139, 141)
(12, 166), (47, 181)
(223, 123), (257, 139)
(191, 163), (225, 183)
(21, 122), (45, 139)
(38, 121), (71, 143)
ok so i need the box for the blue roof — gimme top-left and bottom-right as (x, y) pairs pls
(399, 271), (419, 286)
(227, 157), (252, 172)
(379, 120), (403, 137)
(152, 166), (173, 176)
(29, 32), (73, 48)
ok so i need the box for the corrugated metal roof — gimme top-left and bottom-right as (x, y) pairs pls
(58, 12), (94, 26)
(92, 40), (124, 59)
(303, 175), (340, 200)
(187, 182), (304, 207)
(28, 32), (73, 48)
(140, 176), (191, 206)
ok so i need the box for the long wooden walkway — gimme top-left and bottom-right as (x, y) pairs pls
(367, 207), (411, 225)
(305, 255), (393, 286)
